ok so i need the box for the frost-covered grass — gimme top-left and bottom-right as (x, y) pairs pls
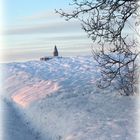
(2, 56), (139, 140)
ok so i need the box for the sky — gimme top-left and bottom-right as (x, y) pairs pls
(1, 0), (93, 62)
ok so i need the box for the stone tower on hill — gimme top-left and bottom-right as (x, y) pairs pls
(53, 45), (59, 56)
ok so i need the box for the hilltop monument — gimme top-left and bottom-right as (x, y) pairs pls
(40, 45), (59, 61)
(53, 45), (59, 56)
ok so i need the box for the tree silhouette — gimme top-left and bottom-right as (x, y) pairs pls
(56, 0), (140, 95)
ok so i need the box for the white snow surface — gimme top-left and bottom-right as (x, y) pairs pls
(2, 56), (139, 140)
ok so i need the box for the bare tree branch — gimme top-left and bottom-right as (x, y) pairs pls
(56, 0), (140, 95)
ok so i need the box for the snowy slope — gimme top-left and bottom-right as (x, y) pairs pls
(1, 100), (45, 140)
(2, 56), (139, 140)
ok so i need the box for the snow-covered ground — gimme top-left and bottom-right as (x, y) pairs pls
(1, 56), (139, 140)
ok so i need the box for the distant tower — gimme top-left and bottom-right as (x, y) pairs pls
(53, 45), (59, 56)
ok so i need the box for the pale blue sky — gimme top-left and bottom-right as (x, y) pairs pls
(2, 0), (93, 62)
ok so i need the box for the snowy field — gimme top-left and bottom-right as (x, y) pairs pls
(1, 56), (139, 140)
